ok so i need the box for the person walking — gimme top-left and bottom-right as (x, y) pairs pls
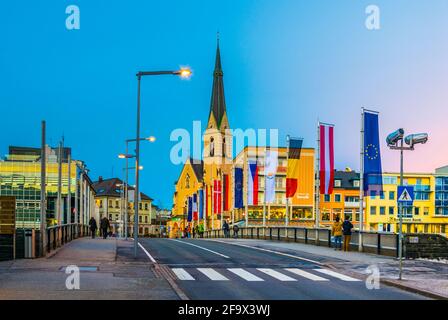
(100, 216), (110, 240)
(331, 216), (343, 250)
(233, 224), (239, 239)
(222, 221), (230, 238)
(89, 217), (97, 239)
(198, 223), (204, 238)
(342, 216), (354, 252)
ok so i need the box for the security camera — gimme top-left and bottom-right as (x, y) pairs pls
(386, 128), (404, 146)
(404, 133), (428, 147)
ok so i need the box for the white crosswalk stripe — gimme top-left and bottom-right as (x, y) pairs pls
(172, 268), (195, 280)
(285, 268), (329, 281)
(256, 268), (297, 281)
(227, 268), (264, 281)
(197, 268), (229, 281)
(314, 269), (361, 281)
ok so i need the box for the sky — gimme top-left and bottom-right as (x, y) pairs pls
(1, 0), (447, 208)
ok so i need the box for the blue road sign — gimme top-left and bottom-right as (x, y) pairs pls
(397, 186), (414, 206)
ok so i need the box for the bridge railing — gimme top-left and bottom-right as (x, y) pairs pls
(46, 223), (90, 254)
(204, 226), (398, 257)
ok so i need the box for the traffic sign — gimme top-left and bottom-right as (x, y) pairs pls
(397, 186), (414, 206)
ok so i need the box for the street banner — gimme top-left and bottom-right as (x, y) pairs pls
(234, 167), (244, 209)
(198, 189), (204, 219)
(265, 149), (278, 203)
(363, 111), (383, 195)
(187, 196), (192, 222)
(286, 137), (303, 198)
(192, 193), (198, 221)
(248, 160), (259, 205)
(319, 123), (335, 195)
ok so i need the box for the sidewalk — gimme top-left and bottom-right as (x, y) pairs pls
(214, 238), (448, 299)
(0, 237), (179, 300)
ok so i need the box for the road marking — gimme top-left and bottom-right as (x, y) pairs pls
(314, 269), (361, 281)
(285, 268), (329, 281)
(257, 268), (297, 281)
(205, 239), (322, 265)
(172, 268), (195, 281)
(197, 268), (229, 281)
(138, 242), (157, 263)
(170, 239), (230, 259)
(227, 268), (264, 281)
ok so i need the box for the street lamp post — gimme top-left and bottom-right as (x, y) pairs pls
(133, 68), (191, 258)
(386, 129), (428, 280)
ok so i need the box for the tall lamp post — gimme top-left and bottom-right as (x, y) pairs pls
(386, 128), (428, 280)
(133, 68), (191, 258)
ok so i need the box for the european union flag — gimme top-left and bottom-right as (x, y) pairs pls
(198, 189), (204, 219)
(234, 167), (243, 209)
(364, 111), (383, 195)
(187, 196), (193, 222)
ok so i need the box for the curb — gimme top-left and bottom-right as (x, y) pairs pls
(325, 263), (447, 300)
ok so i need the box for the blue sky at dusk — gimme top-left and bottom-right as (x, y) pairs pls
(1, 1), (447, 208)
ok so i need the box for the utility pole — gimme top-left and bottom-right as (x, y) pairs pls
(67, 152), (71, 225)
(40, 121), (46, 256)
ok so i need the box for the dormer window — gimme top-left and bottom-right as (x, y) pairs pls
(185, 174), (190, 189)
(334, 180), (341, 187)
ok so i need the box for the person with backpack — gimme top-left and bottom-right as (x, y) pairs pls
(342, 216), (354, 252)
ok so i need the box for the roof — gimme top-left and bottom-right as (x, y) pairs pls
(208, 39), (227, 129)
(334, 170), (360, 190)
(435, 165), (448, 175)
(189, 158), (204, 181)
(92, 177), (152, 200)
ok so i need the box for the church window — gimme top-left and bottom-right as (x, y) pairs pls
(210, 137), (215, 157)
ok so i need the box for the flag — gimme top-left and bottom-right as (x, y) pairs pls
(363, 111), (383, 195)
(234, 167), (244, 209)
(206, 185), (210, 217)
(223, 174), (229, 211)
(319, 123), (335, 195)
(192, 193), (198, 221)
(286, 138), (303, 198)
(248, 160), (259, 205)
(187, 196), (192, 222)
(199, 189), (204, 220)
(265, 149), (278, 203)
(213, 180), (222, 214)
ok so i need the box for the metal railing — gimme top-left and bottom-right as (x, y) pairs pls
(46, 223), (90, 254)
(204, 226), (399, 257)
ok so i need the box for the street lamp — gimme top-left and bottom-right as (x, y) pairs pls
(387, 128), (428, 280)
(133, 68), (192, 258)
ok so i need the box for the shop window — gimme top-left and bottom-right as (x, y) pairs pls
(370, 207), (377, 215)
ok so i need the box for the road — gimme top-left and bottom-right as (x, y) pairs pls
(139, 238), (426, 300)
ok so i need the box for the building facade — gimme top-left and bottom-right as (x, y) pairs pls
(93, 177), (156, 236)
(0, 146), (95, 230)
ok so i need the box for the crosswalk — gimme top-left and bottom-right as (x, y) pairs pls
(171, 267), (360, 283)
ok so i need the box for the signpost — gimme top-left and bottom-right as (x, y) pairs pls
(397, 185), (414, 280)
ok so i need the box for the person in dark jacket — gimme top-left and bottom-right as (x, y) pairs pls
(342, 216), (354, 251)
(89, 217), (97, 239)
(232, 224), (240, 238)
(100, 217), (110, 239)
(222, 221), (230, 238)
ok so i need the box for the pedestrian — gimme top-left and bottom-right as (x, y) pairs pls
(342, 216), (354, 252)
(198, 223), (204, 238)
(192, 225), (196, 238)
(194, 225), (199, 238)
(331, 216), (343, 250)
(222, 221), (230, 238)
(100, 216), (110, 240)
(233, 224), (239, 238)
(89, 217), (97, 239)
(187, 225), (191, 238)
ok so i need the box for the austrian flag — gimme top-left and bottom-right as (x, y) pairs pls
(319, 124), (335, 195)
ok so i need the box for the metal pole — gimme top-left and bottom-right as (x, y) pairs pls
(134, 75), (141, 258)
(220, 171), (224, 228)
(263, 147), (266, 227)
(211, 181), (215, 230)
(245, 152), (249, 227)
(316, 122), (320, 229)
(125, 142), (129, 240)
(57, 140), (63, 226)
(67, 153), (71, 225)
(399, 139), (404, 280)
(286, 137), (290, 227)
(40, 121), (46, 256)
(203, 183), (207, 232)
(359, 110), (365, 252)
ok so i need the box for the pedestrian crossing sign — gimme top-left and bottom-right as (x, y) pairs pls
(397, 186), (414, 205)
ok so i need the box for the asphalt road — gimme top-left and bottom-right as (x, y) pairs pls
(139, 238), (425, 300)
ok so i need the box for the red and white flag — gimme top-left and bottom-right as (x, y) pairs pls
(319, 123), (335, 195)
(213, 180), (222, 214)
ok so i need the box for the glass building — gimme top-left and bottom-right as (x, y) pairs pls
(435, 166), (448, 216)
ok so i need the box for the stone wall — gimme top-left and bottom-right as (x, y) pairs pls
(404, 233), (448, 259)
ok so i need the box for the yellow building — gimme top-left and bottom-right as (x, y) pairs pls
(365, 172), (448, 236)
(93, 177), (156, 237)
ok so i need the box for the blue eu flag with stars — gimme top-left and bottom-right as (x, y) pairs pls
(364, 111), (383, 195)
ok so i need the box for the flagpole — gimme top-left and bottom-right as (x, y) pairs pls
(263, 146), (267, 227)
(286, 136), (290, 227)
(203, 183), (207, 232)
(211, 182), (215, 231)
(315, 121), (321, 229)
(245, 151), (249, 227)
(359, 108), (365, 252)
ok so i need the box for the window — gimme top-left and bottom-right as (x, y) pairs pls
(99, 200), (103, 208)
(185, 174), (190, 189)
(222, 138), (226, 157)
(424, 207), (429, 216)
(145, 203), (148, 210)
(139, 216), (142, 223)
(414, 207), (420, 215)
(370, 191), (377, 198)
(210, 137), (215, 157)
(389, 191), (395, 200)
(353, 180), (360, 187)
(139, 203), (142, 210)
(370, 206), (377, 215)
(389, 207), (394, 215)
(145, 216), (148, 223)
(334, 180), (341, 187)
(321, 211), (330, 221)
(334, 194), (341, 202)
(380, 207), (386, 215)
(115, 200), (119, 208)
(109, 200), (113, 208)
(380, 191), (385, 200)
(324, 194), (331, 202)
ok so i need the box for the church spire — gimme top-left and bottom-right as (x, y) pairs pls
(208, 34), (227, 130)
